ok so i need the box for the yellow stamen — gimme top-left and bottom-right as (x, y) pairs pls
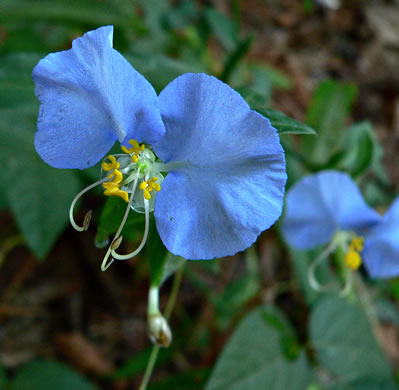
(344, 250), (362, 270)
(350, 236), (364, 252)
(101, 155), (120, 172)
(139, 177), (161, 200)
(121, 139), (145, 163)
(108, 169), (123, 184)
(344, 235), (364, 270)
(102, 169), (129, 202)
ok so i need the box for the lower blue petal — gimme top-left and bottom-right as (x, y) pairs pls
(153, 73), (286, 260)
(283, 171), (381, 249)
(33, 26), (164, 169)
(363, 197), (399, 278)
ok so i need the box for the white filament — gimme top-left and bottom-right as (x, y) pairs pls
(69, 176), (110, 232)
(100, 174), (139, 272)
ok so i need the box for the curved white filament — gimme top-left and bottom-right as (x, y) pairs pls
(111, 197), (150, 261)
(69, 176), (110, 232)
(101, 174), (139, 272)
(308, 240), (338, 292)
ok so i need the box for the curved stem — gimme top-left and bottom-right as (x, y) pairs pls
(111, 198), (150, 261)
(308, 240), (338, 292)
(69, 176), (110, 232)
(139, 266), (185, 390)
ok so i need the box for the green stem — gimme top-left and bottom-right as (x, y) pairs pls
(138, 265), (185, 390)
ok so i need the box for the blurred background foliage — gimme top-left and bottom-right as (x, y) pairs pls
(0, 0), (399, 389)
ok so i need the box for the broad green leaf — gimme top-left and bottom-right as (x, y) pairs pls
(310, 296), (392, 383)
(328, 377), (398, 390)
(258, 108), (317, 135)
(205, 306), (310, 390)
(0, 107), (80, 259)
(304, 80), (357, 164)
(10, 359), (98, 390)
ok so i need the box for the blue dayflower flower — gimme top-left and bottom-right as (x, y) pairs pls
(283, 170), (381, 250)
(32, 26), (165, 169)
(363, 197), (399, 278)
(153, 73), (287, 260)
(283, 170), (399, 282)
(33, 27), (287, 268)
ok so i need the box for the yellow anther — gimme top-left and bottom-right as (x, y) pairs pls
(350, 236), (364, 252)
(139, 177), (161, 200)
(102, 155), (120, 172)
(102, 169), (129, 202)
(108, 169), (123, 184)
(344, 250), (362, 270)
(121, 139), (145, 163)
(103, 182), (129, 203)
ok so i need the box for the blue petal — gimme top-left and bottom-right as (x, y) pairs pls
(33, 26), (164, 169)
(363, 197), (399, 278)
(283, 171), (381, 249)
(153, 73), (287, 260)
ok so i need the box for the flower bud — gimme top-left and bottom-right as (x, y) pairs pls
(148, 313), (172, 347)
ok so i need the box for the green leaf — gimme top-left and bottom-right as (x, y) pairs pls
(328, 377), (399, 390)
(205, 306), (310, 390)
(10, 359), (98, 390)
(220, 35), (253, 83)
(258, 108), (317, 135)
(310, 296), (392, 383)
(304, 80), (357, 164)
(237, 88), (316, 136)
(205, 7), (239, 51)
(330, 121), (376, 177)
(0, 107), (80, 259)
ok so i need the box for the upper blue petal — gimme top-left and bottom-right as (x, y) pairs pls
(153, 73), (287, 260)
(33, 25), (164, 169)
(363, 197), (399, 278)
(283, 171), (381, 249)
